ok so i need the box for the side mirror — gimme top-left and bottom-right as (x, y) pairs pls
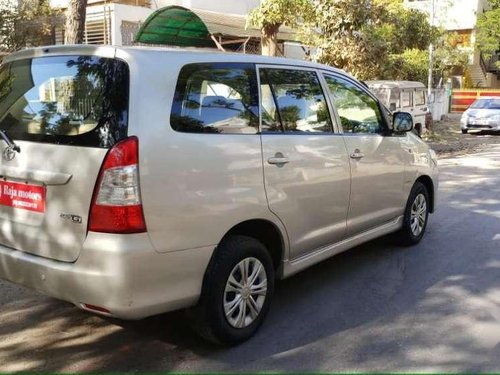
(389, 103), (397, 112)
(393, 112), (413, 132)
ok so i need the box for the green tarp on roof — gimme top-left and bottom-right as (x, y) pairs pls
(135, 6), (296, 48)
(136, 6), (214, 47)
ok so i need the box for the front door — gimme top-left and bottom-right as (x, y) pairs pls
(259, 66), (351, 260)
(322, 73), (407, 236)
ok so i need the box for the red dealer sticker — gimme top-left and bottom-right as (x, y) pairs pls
(0, 181), (46, 213)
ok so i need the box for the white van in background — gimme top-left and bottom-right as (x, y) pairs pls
(366, 80), (430, 135)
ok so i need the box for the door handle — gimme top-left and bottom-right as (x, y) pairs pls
(350, 149), (365, 159)
(268, 152), (290, 167)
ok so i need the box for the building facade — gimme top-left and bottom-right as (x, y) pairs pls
(154, 0), (260, 15)
(49, 0), (306, 59)
(404, 0), (500, 88)
(50, 1), (255, 47)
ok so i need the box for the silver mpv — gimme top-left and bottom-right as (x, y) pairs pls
(0, 45), (438, 345)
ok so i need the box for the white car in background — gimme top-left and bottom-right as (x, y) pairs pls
(461, 97), (500, 134)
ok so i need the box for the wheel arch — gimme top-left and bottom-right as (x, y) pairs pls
(414, 123), (423, 136)
(416, 175), (435, 213)
(219, 219), (286, 274)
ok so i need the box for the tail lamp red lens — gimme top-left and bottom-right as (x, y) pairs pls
(88, 136), (146, 233)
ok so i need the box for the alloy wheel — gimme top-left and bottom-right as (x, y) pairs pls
(410, 193), (427, 237)
(223, 257), (268, 329)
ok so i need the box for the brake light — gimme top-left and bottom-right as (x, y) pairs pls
(88, 136), (146, 233)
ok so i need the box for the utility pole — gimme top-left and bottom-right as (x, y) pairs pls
(427, 0), (436, 100)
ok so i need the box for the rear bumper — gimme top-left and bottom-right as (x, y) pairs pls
(0, 232), (214, 319)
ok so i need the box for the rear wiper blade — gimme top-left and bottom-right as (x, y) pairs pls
(0, 129), (20, 153)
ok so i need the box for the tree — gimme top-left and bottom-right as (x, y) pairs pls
(303, 0), (391, 79)
(248, 0), (467, 84)
(475, 0), (500, 68)
(382, 30), (469, 84)
(64, 0), (88, 44)
(247, 0), (314, 56)
(0, 0), (61, 53)
(388, 49), (429, 83)
(298, 0), (439, 80)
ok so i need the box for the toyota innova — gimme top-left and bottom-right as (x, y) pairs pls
(0, 45), (438, 345)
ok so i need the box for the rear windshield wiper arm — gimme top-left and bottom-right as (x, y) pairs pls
(0, 129), (20, 153)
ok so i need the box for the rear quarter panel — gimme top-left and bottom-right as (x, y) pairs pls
(118, 50), (284, 254)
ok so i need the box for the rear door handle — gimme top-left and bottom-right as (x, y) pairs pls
(350, 149), (365, 159)
(268, 152), (290, 167)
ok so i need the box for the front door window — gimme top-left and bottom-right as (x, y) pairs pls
(323, 74), (384, 134)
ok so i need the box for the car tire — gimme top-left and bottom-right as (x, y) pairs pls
(461, 129), (468, 134)
(191, 235), (275, 345)
(395, 182), (430, 246)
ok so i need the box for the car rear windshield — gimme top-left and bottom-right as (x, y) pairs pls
(0, 55), (129, 148)
(471, 98), (500, 110)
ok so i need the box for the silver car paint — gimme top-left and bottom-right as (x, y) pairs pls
(115, 49), (286, 255)
(342, 134), (407, 235)
(0, 231), (214, 318)
(258, 65), (351, 260)
(262, 131), (351, 259)
(0, 141), (107, 262)
(400, 132), (439, 198)
(0, 45), (438, 319)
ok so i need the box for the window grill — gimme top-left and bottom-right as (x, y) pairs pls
(84, 7), (112, 45)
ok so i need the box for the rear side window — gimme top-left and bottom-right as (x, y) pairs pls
(389, 89), (400, 109)
(414, 90), (426, 106)
(401, 91), (412, 107)
(0, 55), (129, 148)
(170, 63), (259, 134)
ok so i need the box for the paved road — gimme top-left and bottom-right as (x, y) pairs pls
(1, 145), (499, 372)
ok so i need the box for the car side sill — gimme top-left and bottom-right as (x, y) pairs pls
(282, 215), (404, 278)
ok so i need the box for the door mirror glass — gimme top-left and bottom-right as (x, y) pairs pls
(389, 102), (397, 112)
(393, 112), (413, 132)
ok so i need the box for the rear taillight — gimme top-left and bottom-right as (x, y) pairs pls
(88, 136), (146, 233)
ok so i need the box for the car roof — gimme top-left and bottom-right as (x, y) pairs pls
(365, 80), (426, 89)
(473, 96), (500, 100)
(4, 44), (352, 78)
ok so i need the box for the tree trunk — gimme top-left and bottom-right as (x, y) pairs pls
(261, 24), (280, 56)
(64, 0), (88, 44)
